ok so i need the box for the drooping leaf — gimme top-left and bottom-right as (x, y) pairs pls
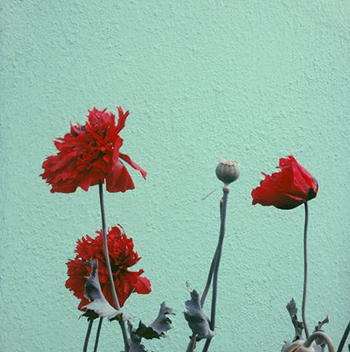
(136, 302), (175, 340)
(184, 289), (214, 340)
(286, 299), (303, 341)
(82, 260), (121, 321)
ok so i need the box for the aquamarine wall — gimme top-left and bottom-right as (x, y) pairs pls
(1, 0), (349, 351)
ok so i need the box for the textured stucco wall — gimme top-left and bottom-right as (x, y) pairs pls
(1, 0), (350, 351)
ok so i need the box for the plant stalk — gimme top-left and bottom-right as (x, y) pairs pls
(202, 186), (230, 352)
(186, 198), (224, 352)
(98, 182), (129, 352)
(302, 202), (309, 339)
(83, 320), (94, 352)
(201, 200), (223, 308)
(93, 318), (104, 352)
(337, 321), (350, 352)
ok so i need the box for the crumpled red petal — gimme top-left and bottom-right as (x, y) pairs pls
(252, 155), (318, 210)
(41, 107), (146, 194)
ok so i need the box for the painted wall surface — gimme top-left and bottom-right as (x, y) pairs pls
(1, 0), (349, 351)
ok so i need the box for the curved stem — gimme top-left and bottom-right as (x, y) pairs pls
(98, 182), (129, 352)
(303, 331), (335, 352)
(201, 198), (224, 308)
(201, 246), (219, 308)
(186, 334), (197, 352)
(337, 321), (350, 352)
(284, 341), (304, 352)
(93, 318), (104, 352)
(83, 320), (94, 352)
(186, 241), (219, 352)
(202, 338), (211, 352)
(302, 202), (309, 339)
(202, 187), (230, 352)
(186, 195), (224, 352)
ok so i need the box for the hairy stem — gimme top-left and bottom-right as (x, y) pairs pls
(98, 182), (129, 352)
(302, 202), (309, 339)
(93, 318), (104, 352)
(202, 187), (230, 352)
(303, 331), (335, 352)
(83, 320), (94, 352)
(337, 321), (350, 352)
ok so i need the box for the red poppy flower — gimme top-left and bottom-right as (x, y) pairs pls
(252, 155), (318, 210)
(41, 107), (146, 193)
(66, 226), (151, 310)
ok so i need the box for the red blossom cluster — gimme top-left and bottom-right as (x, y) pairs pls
(66, 226), (151, 310)
(41, 107), (146, 193)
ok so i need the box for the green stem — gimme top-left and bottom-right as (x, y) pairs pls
(337, 321), (350, 352)
(302, 202), (309, 338)
(83, 320), (94, 352)
(200, 246), (219, 308)
(202, 187), (230, 352)
(186, 196), (223, 352)
(186, 334), (197, 352)
(98, 182), (129, 352)
(93, 318), (104, 352)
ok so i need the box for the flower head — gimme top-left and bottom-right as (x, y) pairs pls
(66, 226), (151, 310)
(215, 160), (239, 185)
(41, 107), (146, 193)
(252, 155), (318, 210)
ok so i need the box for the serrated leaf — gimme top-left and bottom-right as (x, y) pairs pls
(286, 299), (303, 341)
(136, 302), (175, 340)
(287, 298), (298, 317)
(82, 260), (121, 321)
(127, 321), (148, 352)
(184, 289), (214, 340)
(150, 302), (175, 335)
(314, 316), (329, 349)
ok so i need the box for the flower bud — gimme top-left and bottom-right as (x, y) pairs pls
(215, 160), (239, 185)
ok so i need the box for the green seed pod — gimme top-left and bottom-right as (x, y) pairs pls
(215, 160), (239, 185)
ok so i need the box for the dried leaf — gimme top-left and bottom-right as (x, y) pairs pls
(184, 289), (214, 340)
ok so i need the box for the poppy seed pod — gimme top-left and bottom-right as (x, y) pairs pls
(215, 160), (239, 185)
